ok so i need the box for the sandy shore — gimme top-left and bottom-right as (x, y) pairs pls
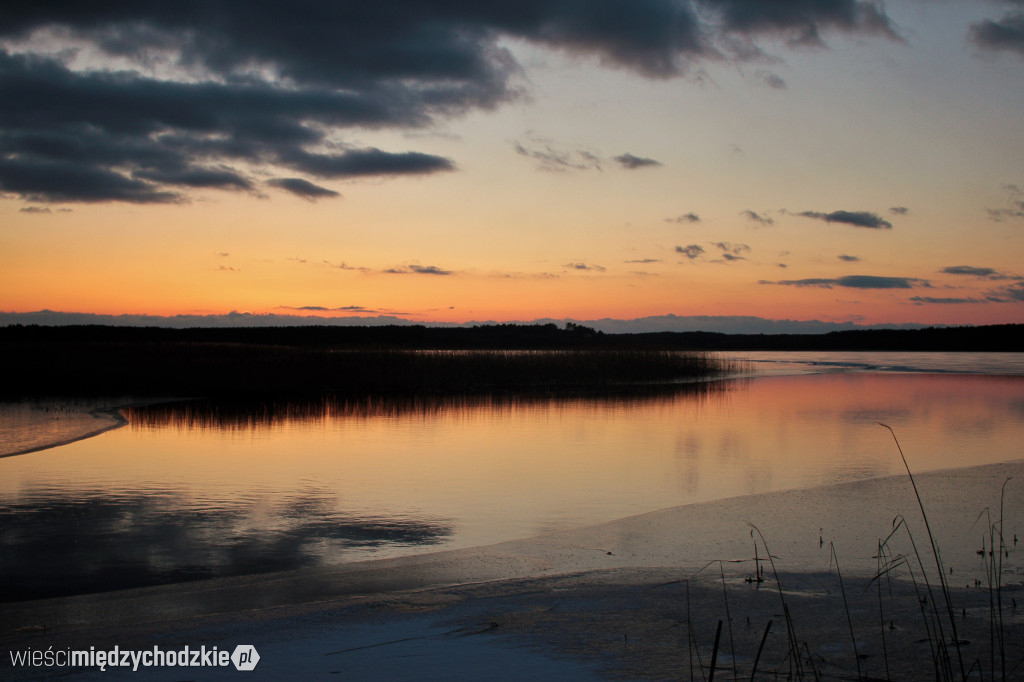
(0, 400), (132, 458)
(2, 455), (1023, 680)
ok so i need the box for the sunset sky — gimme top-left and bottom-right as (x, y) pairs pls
(2, 1), (1023, 332)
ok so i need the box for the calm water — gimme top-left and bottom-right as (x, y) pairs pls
(2, 352), (1023, 600)
(723, 350), (1024, 375)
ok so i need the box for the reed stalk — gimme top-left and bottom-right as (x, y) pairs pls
(879, 422), (966, 680)
(828, 543), (862, 680)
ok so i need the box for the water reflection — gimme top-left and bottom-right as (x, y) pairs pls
(120, 381), (734, 431)
(3, 373), (1024, 602)
(0, 486), (452, 602)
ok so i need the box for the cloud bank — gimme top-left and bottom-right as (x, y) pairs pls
(970, 9), (1024, 56)
(0, 0), (903, 204)
(0, 310), (929, 335)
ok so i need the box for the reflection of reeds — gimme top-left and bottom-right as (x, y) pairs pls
(121, 378), (738, 430)
(3, 342), (745, 398)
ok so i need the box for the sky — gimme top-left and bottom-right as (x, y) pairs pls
(2, 0), (1024, 333)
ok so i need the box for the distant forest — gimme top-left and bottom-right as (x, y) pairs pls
(1, 322), (1022, 351)
(1, 322), (1020, 398)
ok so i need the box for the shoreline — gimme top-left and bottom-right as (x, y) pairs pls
(0, 401), (128, 459)
(2, 459), (1022, 679)
(3, 355), (1019, 458)
(5, 456), (1021, 618)
(0, 406), (127, 459)
(0, 399), (187, 459)
(3, 378), (1024, 678)
(3, 385), (1023, 585)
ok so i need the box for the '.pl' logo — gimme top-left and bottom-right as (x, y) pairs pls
(231, 645), (260, 671)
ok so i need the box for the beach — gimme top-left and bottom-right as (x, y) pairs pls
(0, 400), (130, 459)
(2, 407), (1022, 680)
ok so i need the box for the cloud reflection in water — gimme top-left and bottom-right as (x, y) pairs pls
(0, 486), (452, 602)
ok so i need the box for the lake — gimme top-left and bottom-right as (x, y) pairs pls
(2, 352), (1023, 601)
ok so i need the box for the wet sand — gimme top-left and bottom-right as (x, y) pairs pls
(2, 451), (1022, 680)
(0, 400), (131, 458)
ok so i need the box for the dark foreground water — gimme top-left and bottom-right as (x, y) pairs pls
(2, 353), (1023, 601)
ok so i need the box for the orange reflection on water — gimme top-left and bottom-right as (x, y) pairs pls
(2, 373), (1023, 570)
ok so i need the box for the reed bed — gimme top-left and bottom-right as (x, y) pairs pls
(120, 379), (737, 431)
(1, 342), (744, 398)
(676, 426), (1023, 682)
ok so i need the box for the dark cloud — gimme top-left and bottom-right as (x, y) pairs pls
(281, 148), (455, 179)
(710, 0), (901, 45)
(763, 275), (927, 289)
(513, 140), (602, 172)
(970, 11), (1024, 56)
(0, 154), (181, 204)
(564, 262), (607, 272)
(625, 258), (661, 263)
(795, 210), (893, 229)
(676, 244), (705, 259)
(889, 206), (909, 215)
(909, 296), (985, 305)
(134, 165), (254, 191)
(0, 50), (455, 203)
(665, 212), (701, 223)
(933, 267), (1024, 303)
(999, 282), (1024, 302)
(319, 260), (370, 272)
(0, 1), (901, 82)
(985, 185), (1024, 221)
(742, 209), (774, 226)
(712, 241), (750, 262)
(986, 206), (1024, 221)
(267, 177), (340, 200)
(279, 305), (401, 314)
(385, 264), (454, 276)
(755, 70), (787, 89)
(410, 265), (454, 276)
(942, 265), (998, 278)
(983, 280), (1024, 303)
(614, 153), (662, 169)
(838, 254), (861, 262)
(19, 206), (50, 213)
(0, 2), (903, 203)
